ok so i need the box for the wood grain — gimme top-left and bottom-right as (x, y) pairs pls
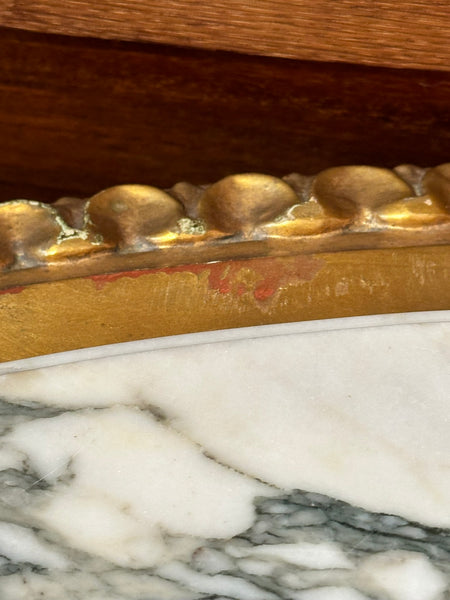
(1, 0), (450, 71)
(0, 27), (449, 204)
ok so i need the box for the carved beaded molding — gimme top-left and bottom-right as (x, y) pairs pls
(0, 164), (449, 286)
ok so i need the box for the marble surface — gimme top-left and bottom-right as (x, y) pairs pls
(0, 312), (448, 599)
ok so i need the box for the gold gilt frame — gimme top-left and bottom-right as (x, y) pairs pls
(1, 164), (449, 363)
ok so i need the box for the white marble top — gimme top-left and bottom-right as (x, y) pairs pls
(0, 311), (448, 599)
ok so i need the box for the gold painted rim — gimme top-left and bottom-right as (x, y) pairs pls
(1, 245), (449, 363)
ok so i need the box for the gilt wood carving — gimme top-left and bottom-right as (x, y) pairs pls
(1, 164), (449, 288)
(1, 164), (449, 362)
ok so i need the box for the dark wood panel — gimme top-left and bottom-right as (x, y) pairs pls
(0, 28), (449, 203)
(1, 0), (450, 71)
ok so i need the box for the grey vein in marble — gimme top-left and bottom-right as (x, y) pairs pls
(0, 314), (448, 599)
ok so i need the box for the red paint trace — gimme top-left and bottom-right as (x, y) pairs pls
(87, 255), (322, 301)
(0, 285), (25, 296)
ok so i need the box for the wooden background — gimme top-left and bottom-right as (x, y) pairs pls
(0, 27), (449, 204)
(1, 0), (450, 71)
